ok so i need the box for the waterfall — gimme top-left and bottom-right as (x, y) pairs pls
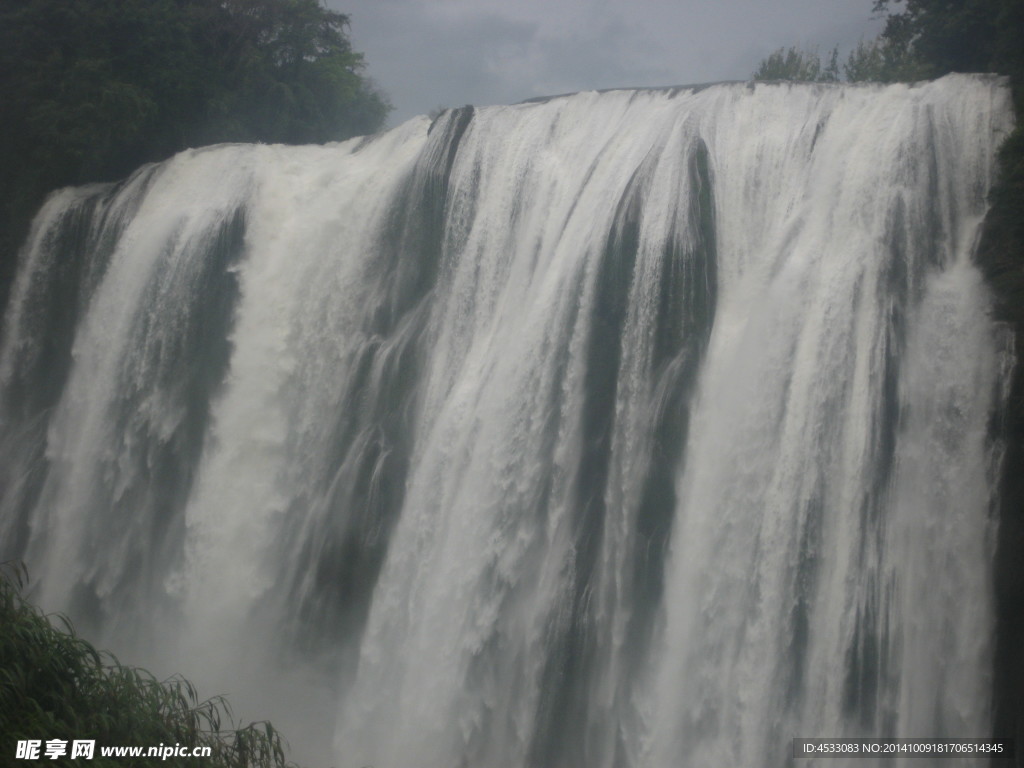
(0, 74), (1014, 768)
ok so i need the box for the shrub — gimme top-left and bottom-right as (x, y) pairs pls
(0, 562), (298, 768)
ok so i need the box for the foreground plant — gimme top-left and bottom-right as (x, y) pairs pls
(0, 562), (298, 767)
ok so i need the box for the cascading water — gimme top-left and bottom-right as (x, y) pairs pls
(0, 74), (1014, 767)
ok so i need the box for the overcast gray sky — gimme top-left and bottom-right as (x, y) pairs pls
(328, 0), (886, 126)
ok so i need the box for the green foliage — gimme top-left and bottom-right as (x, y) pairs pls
(754, 0), (1024, 87)
(978, 127), (1024, 323)
(753, 46), (840, 82)
(0, 0), (391, 316)
(842, 37), (928, 83)
(0, 0), (389, 181)
(871, 0), (1024, 108)
(0, 563), (299, 768)
(182, 0), (391, 147)
(753, 40), (926, 85)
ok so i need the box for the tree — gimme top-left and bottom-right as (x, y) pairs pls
(869, 0), (1024, 109)
(842, 37), (927, 82)
(753, 46), (840, 82)
(753, 40), (924, 85)
(184, 0), (390, 146)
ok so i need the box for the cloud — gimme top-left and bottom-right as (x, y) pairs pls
(335, 0), (882, 125)
(344, 2), (542, 119)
